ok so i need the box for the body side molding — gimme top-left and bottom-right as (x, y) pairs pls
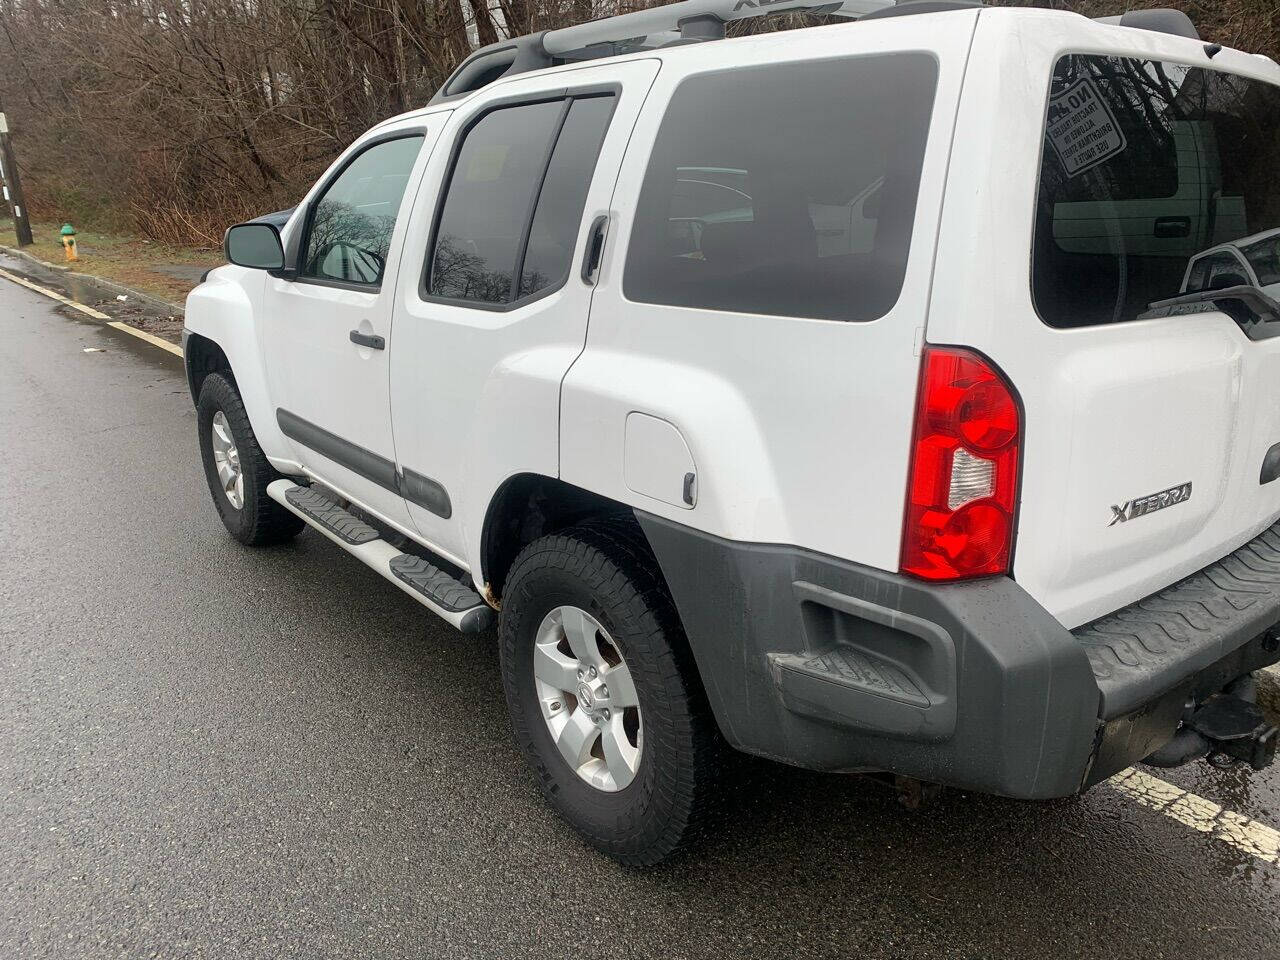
(275, 408), (452, 517)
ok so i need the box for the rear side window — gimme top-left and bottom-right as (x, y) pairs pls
(302, 135), (423, 287)
(623, 55), (938, 322)
(1032, 55), (1280, 328)
(427, 95), (615, 306)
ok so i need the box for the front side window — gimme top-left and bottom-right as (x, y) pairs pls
(427, 95), (615, 306)
(623, 55), (939, 322)
(1032, 55), (1280, 327)
(302, 135), (423, 286)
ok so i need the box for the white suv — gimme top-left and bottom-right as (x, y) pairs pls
(183, 0), (1280, 864)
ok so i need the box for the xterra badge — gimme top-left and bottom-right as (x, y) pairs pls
(1109, 482), (1193, 526)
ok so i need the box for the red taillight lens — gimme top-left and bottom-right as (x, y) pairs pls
(901, 347), (1021, 581)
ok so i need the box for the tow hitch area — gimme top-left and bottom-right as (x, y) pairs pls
(1146, 675), (1278, 771)
(1192, 694), (1278, 771)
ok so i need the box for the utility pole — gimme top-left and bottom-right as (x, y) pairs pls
(0, 95), (34, 247)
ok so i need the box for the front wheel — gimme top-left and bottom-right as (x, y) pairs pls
(196, 372), (303, 546)
(499, 518), (724, 865)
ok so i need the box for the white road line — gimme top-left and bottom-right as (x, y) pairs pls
(0, 266), (182, 357)
(1108, 768), (1280, 864)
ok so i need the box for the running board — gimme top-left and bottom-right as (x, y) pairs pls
(267, 480), (495, 634)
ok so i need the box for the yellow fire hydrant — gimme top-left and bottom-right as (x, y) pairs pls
(60, 223), (78, 262)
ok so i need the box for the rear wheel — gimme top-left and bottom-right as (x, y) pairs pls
(499, 518), (723, 865)
(196, 372), (303, 546)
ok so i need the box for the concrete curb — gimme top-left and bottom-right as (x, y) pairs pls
(0, 243), (187, 317)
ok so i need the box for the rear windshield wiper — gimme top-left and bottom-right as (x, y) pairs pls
(1140, 285), (1280, 339)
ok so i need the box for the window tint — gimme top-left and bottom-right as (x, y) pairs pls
(623, 55), (938, 322)
(429, 101), (562, 303)
(520, 97), (616, 298)
(1033, 55), (1280, 328)
(302, 135), (423, 286)
(428, 96), (614, 306)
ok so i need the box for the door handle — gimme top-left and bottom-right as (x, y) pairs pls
(349, 330), (385, 350)
(580, 215), (609, 284)
(1154, 216), (1191, 238)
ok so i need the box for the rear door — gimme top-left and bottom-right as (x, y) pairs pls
(388, 59), (659, 568)
(930, 12), (1280, 629)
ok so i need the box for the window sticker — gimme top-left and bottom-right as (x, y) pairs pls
(1046, 78), (1128, 177)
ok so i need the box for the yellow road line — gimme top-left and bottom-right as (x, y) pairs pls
(106, 320), (183, 357)
(1108, 768), (1280, 864)
(0, 266), (182, 357)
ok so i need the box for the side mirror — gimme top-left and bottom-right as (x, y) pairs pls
(225, 222), (285, 270)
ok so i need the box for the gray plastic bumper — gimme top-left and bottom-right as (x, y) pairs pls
(637, 514), (1280, 798)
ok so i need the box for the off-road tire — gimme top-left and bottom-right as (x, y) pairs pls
(196, 372), (303, 546)
(499, 517), (725, 865)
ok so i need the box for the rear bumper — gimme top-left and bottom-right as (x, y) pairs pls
(638, 514), (1280, 798)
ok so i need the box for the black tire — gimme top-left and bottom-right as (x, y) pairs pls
(499, 517), (724, 865)
(196, 372), (303, 546)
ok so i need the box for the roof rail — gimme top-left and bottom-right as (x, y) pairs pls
(1094, 8), (1200, 41)
(430, 0), (906, 103)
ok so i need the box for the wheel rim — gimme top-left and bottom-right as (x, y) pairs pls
(210, 410), (244, 510)
(533, 605), (642, 792)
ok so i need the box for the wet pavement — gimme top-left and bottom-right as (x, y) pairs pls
(3, 272), (1280, 959)
(0, 252), (185, 343)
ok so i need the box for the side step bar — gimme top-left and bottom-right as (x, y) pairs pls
(267, 480), (495, 634)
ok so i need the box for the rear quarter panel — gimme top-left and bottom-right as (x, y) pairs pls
(560, 14), (977, 571)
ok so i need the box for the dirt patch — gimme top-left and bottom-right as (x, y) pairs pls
(113, 304), (185, 344)
(1, 218), (219, 303)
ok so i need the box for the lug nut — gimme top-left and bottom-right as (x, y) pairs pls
(589, 667), (598, 679)
(549, 701), (562, 712)
(602, 708), (611, 721)
(599, 685), (608, 699)
(577, 669), (584, 680)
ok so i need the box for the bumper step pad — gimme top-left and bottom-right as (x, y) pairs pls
(284, 486), (380, 545)
(769, 645), (937, 740)
(1075, 520), (1280, 717)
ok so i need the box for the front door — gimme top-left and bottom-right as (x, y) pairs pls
(262, 128), (435, 529)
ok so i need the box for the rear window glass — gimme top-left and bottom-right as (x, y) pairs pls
(623, 54), (938, 322)
(1033, 55), (1280, 328)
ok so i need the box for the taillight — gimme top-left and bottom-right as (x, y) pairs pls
(901, 346), (1021, 581)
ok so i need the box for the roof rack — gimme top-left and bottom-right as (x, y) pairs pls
(1094, 8), (1199, 41)
(430, 0), (982, 104)
(430, 2), (1214, 105)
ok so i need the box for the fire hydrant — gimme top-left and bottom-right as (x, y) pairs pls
(60, 223), (78, 262)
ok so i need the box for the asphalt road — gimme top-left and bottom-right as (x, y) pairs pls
(3, 266), (1280, 960)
